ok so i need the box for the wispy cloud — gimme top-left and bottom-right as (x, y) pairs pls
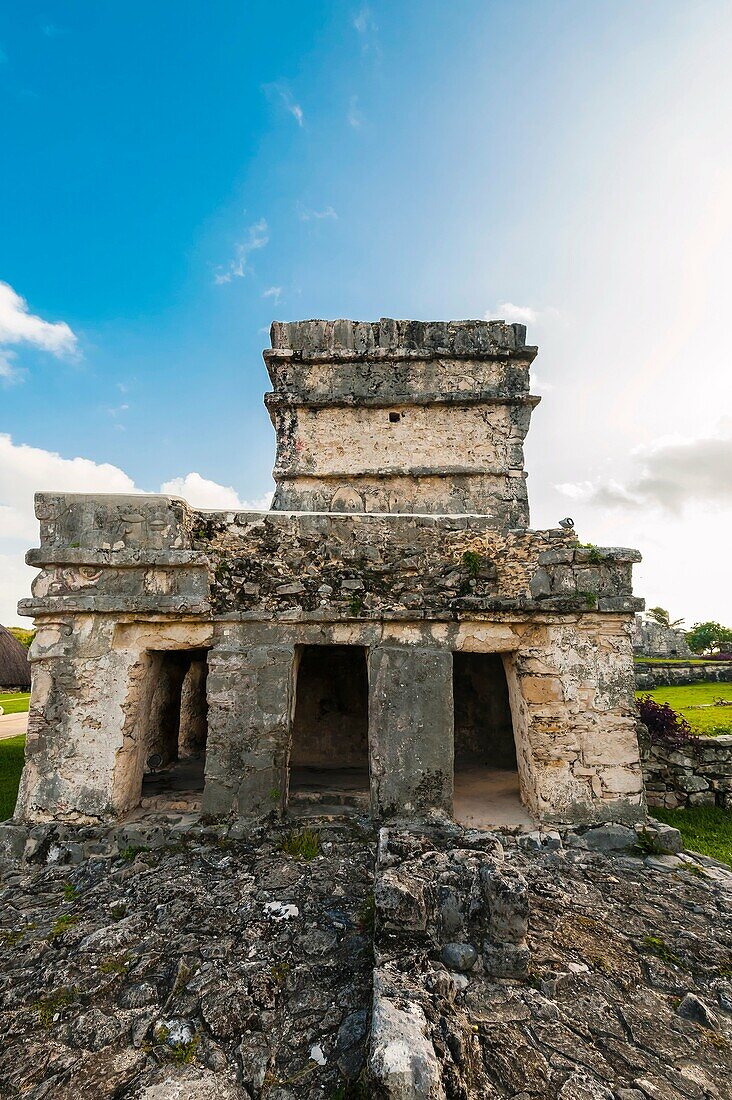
(214, 219), (269, 285)
(0, 281), (78, 383)
(297, 203), (338, 223)
(263, 82), (304, 127)
(489, 302), (562, 327)
(263, 286), (283, 305)
(556, 425), (732, 514)
(353, 6), (376, 37)
(41, 23), (64, 38)
(347, 95), (363, 129)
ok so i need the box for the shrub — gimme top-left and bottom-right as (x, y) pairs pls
(637, 695), (696, 748)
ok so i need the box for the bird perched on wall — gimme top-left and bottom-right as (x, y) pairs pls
(558, 517), (575, 529)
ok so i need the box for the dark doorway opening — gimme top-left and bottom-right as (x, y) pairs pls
(140, 648), (209, 812)
(288, 645), (369, 814)
(452, 652), (530, 829)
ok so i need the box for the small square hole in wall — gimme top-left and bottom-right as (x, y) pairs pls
(389, 412), (401, 423)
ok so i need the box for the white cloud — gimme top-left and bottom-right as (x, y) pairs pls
(0, 433), (136, 542)
(214, 219), (269, 284)
(0, 434), (273, 624)
(160, 473), (243, 510)
(262, 83), (304, 127)
(556, 426), (732, 514)
(297, 203), (338, 222)
(489, 302), (562, 327)
(0, 281), (78, 381)
(262, 286), (283, 305)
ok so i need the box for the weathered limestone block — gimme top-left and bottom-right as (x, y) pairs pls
(202, 641), (295, 819)
(368, 646), (453, 819)
(15, 617), (137, 822)
(507, 620), (645, 824)
(369, 971), (446, 1100)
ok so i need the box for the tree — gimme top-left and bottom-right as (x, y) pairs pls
(648, 607), (684, 629)
(686, 621), (732, 655)
(7, 626), (35, 650)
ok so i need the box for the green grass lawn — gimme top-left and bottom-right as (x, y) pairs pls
(636, 682), (732, 736)
(0, 734), (24, 820)
(0, 692), (30, 714)
(634, 657), (728, 666)
(651, 806), (732, 866)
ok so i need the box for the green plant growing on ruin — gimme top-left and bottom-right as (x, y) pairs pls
(580, 591), (598, 608)
(167, 1036), (200, 1065)
(280, 827), (320, 860)
(119, 845), (145, 862)
(349, 592), (364, 615)
(1, 928), (25, 947)
(269, 786), (281, 804)
(577, 542), (606, 564)
(642, 935), (682, 967)
(461, 549), (481, 578)
(35, 987), (79, 1028)
(48, 913), (79, 942)
(109, 903), (127, 921)
(100, 953), (131, 975)
(271, 960), (291, 987)
(62, 882), (79, 902)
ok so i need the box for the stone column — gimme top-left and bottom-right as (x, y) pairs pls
(202, 641), (296, 819)
(179, 655), (208, 756)
(15, 616), (140, 823)
(368, 645), (453, 819)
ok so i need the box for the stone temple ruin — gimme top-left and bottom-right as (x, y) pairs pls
(14, 319), (647, 829)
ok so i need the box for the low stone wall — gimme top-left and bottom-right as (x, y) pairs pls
(640, 732), (732, 809)
(636, 662), (732, 690)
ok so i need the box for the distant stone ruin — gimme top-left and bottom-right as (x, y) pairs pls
(14, 319), (646, 828)
(633, 613), (693, 660)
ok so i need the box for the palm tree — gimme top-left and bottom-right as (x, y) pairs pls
(648, 607), (685, 629)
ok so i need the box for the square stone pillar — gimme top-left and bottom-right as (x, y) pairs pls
(368, 645), (453, 819)
(203, 642), (296, 819)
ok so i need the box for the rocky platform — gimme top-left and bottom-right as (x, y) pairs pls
(0, 818), (731, 1099)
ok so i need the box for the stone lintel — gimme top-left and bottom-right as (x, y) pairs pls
(25, 549), (208, 568)
(267, 318), (538, 361)
(271, 466), (530, 480)
(264, 392), (542, 410)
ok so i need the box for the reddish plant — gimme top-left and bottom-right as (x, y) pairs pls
(637, 695), (697, 748)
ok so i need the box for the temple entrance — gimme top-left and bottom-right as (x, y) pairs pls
(452, 652), (532, 829)
(139, 648), (210, 812)
(288, 645), (370, 814)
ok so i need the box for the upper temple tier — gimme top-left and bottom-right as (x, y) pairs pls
(264, 318), (540, 525)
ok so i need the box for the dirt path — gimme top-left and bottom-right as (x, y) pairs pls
(0, 712), (27, 740)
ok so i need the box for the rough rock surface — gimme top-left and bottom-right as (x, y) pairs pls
(2, 820), (731, 1098)
(0, 821), (374, 1099)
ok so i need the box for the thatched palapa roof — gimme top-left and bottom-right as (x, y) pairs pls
(0, 625), (31, 690)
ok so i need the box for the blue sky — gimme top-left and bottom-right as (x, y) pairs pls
(1, 1), (731, 625)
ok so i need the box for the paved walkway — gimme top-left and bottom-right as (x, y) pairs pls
(0, 712), (28, 740)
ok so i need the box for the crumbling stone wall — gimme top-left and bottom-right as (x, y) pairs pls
(635, 662), (732, 689)
(641, 732), (732, 809)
